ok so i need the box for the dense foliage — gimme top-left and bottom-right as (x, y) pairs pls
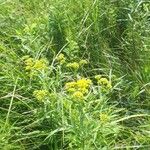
(0, 0), (150, 149)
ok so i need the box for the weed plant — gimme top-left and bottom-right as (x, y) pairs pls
(0, 0), (150, 149)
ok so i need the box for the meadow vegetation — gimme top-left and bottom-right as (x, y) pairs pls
(0, 0), (150, 149)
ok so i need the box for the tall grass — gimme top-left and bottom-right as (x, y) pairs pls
(0, 0), (150, 149)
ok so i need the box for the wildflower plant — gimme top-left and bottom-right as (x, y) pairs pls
(65, 78), (92, 100)
(33, 59), (48, 70)
(23, 56), (48, 77)
(72, 91), (84, 100)
(56, 53), (66, 64)
(1, 1), (149, 149)
(33, 90), (48, 101)
(79, 59), (88, 66)
(66, 62), (79, 70)
(95, 75), (112, 93)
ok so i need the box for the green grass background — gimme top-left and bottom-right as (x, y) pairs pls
(0, 0), (150, 149)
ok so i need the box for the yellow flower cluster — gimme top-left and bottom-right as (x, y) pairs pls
(98, 78), (109, 85)
(79, 59), (88, 65)
(76, 78), (92, 90)
(66, 62), (79, 70)
(72, 91), (84, 99)
(55, 53), (88, 69)
(24, 58), (34, 70)
(24, 57), (47, 71)
(66, 59), (88, 70)
(100, 113), (109, 123)
(65, 81), (77, 89)
(56, 53), (66, 64)
(95, 75), (102, 80)
(95, 75), (112, 90)
(33, 59), (47, 70)
(33, 90), (48, 101)
(65, 78), (92, 99)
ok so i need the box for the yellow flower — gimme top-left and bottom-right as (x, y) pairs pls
(72, 91), (84, 99)
(79, 88), (88, 94)
(86, 79), (92, 85)
(56, 53), (66, 64)
(24, 57), (48, 71)
(65, 81), (76, 90)
(79, 59), (88, 65)
(66, 62), (79, 70)
(25, 58), (34, 70)
(97, 77), (112, 91)
(65, 78), (92, 97)
(56, 53), (65, 61)
(100, 113), (109, 123)
(33, 90), (48, 101)
(107, 82), (112, 89)
(95, 75), (102, 80)
(76, 78), (92, 89)
(33, 59), (47, 70)
(67, 88), (76, 93)
(98, 78), (109, 85)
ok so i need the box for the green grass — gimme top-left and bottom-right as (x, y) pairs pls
(0, 0), (150, 149)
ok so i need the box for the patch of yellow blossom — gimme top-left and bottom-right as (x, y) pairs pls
(98, 78), (112, 89)
(65, 78), (92, 99)
(66, 62), (79, 70)
(66, 59), (88, 70)
(72, 91), (84, 99)
(106, 82), (112, 89)
(79, 59), (88, 66)
(100, 113), (109, 123)
(65, 81), (77, 89)
(24, 58), (34, 70)
(67, 88), (76, 93)
(95, 75), (102, 80)
(33, 90), (48, 101)
(98, 78), (109, 85)
(56, 53), (66, 64)
(76, 78), (92, 89)
(79, 88), (88, 94)
(33, 59), (47, 70)
(95, 75), (112, 90)
(24, 57), (48, 71)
